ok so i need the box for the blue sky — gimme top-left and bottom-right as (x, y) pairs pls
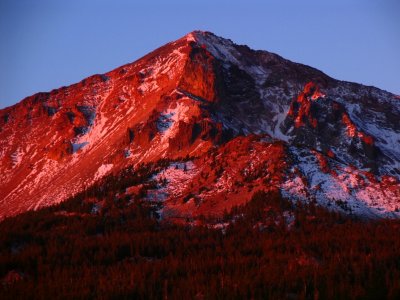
(0, 0), (399, 109)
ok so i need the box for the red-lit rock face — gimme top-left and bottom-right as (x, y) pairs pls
(0, 34), (199, 217)
(120, 135), (288, 220)
(178, 44), (219, 103)
(287, 81), (324, 128)
(342, 113), (374, 145)
(0, 31), (399, 220)
(160, 135), (288, 219)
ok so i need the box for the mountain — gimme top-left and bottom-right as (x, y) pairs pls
(1, 30), (399, 220)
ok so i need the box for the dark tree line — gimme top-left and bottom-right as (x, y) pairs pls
(1, 161), (400, 299)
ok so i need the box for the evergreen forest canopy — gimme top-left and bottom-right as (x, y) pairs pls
(1, 161), (400, 299)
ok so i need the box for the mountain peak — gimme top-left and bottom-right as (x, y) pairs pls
(1, 31), (399, 220)
(183, 30), (222, 43)
(178, 30), (241, 64)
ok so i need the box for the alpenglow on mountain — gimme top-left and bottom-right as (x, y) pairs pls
(0, 31), (399, 220)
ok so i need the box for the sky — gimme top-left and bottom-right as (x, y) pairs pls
(0, 0), (399, 109)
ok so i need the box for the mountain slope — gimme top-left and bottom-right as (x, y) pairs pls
(0, 31), (399, 219)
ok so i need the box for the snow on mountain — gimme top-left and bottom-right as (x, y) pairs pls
(0, 30), (399, 220)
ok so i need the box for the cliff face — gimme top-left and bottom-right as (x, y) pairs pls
(1, 31), (399, 219)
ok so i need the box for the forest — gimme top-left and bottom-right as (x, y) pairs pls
(1, 161), (400, 299)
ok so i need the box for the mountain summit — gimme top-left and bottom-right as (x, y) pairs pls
(1, 31), (399, 219)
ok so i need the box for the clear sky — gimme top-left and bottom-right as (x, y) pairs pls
(0, 0), (399, 109)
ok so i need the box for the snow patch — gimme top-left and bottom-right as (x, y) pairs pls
(283, 146), (400, 217)
(72, 142), (89, 153)
(94, 164), (114, 181)
(157, 102), (191, 146)
(124, 149), (132, 158)
(156, 112), (174, 132)
(145, 161), (197, 203)
(11, 148), (23, 167)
